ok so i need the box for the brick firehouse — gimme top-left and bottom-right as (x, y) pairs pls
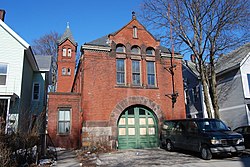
(47, 13), (185, 149)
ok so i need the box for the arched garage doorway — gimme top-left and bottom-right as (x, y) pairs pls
(117, 105), (158, 149)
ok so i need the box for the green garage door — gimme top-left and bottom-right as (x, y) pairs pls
(118, 106), (158, 149)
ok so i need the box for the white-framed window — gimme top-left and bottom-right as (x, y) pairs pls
(62, 67), (66, 75)
(63, 48), (67, 56)
(116, 44), (126, 53)
(132, 60), (141, 86)
(0, 63), (7, 85)
(131, 46), (141, 54)
(116, 59), (125, 85)
(58, 108), (71, 134)
(32, 83), (40, 101)
(68, 48), (72, 57)
(247, 74), (250, 92)
(133, 26), (138, 38)
(147, 61), (156, 87)
(67, 68), (71, 75)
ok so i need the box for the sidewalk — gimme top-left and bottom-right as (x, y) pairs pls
(56, 150), (81, 167)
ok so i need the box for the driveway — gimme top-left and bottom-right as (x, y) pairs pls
(89, 148), (250, 167)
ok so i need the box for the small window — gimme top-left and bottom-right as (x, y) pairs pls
(133, 26), (138, 38)
(67, 68), (71, 75)
(63, 48), (66, 56)
(116, 59), (125, 85)
(32, 83), (40, 100)
(116, 44), (126, 53)
(131, 46), (140, 54)
(247, 74), (250, 92)
(0, 64), (7, 85)
(68, 49), (72, 57)
(147, 61), (156, 87)
(58, 108), (71, 134)
(132, 60), (141, 86)
(62, 68), (66, 75)
(146, 48), (155, 56)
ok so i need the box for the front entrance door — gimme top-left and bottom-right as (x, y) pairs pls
(118, 106), (158, 149)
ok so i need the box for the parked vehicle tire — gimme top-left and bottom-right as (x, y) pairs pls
(166, 140), (174, 151)
(232, 152), (243, 157)
(200, 146), (212, 160)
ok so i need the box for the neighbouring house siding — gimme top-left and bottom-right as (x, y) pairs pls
(19, 54), (34, 131)
(240, 53), (250, 98)
(0, 25), (24, 97)
(31, 72), (46, 114)
(217, 69), (247, 129)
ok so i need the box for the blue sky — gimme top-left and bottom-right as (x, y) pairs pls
(1, 0), (143, 47)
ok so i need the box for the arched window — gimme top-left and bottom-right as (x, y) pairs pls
(133, 26), (138, 38)
(67, 68), (71, 75)
(116, 44), (126, 53)
(131, 46), (141, 54)
(62, 67), (66, 75)
(146, 47), (155, 56)
(63, 48), (66, 56)
(68, 49), (72, 57)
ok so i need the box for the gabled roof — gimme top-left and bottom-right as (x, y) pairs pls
(216, 43), (250, 74)
(182, 60), (200, 77)
(34, 55), (51, 72)
(0, 19), (39, 71)
(0, 19), (29, 49)
(57, 24), (77, 46)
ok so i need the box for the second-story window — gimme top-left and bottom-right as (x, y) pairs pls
(146, 47), (155, 56)
(133, 26), (138, 38)
(147, 61), (156, 87)
(32, 83), (40, 101)
(63, 48), (66, 56)
(0, 63), (7, 85)
(132, 60), (141, 86)
(116, 59), (125, 85)
(68, 49), (72, 57)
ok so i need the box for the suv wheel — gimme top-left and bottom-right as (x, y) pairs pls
(166, 140), (174, 151)
(201, 146), (212, 160)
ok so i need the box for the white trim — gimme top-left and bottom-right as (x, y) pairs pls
(0, 19), (29, 49)
(81, 44), (111, 52)
(160, 53), (183, 59)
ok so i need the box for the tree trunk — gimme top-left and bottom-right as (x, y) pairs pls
(210, 53), (220, 119)
(200, 62), (212, 118)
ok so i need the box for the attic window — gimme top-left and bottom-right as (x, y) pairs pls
(133, 26), (138, 38)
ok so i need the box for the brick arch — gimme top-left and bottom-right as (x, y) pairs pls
(108, 96), (164, 139)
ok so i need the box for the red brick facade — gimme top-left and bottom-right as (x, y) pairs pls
(47, 15), (186, 149)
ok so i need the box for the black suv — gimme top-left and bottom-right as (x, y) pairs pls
(160, 118), (245, 160)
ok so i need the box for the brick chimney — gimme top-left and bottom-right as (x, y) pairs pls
(0, 9), (6, 22)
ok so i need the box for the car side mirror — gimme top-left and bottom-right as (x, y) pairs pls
(228, 127), (231, 130)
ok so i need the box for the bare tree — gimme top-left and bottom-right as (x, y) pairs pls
(32, 32), (60, 92)
(140, 0), (250, 118)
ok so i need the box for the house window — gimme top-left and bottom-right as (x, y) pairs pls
(132, 60), (141, 86)
(58, 108), (71, 134)
(133, 26), (138, 38)
(131, 46), (140, 54)
(116, 44), (126, 53)
(116, 59), (125, 85)
(247, 74), (250, 92)
(63, 48), (66, 56)
(62, 68), (66, 75)
(68, 49), (72, 57)
(32, 83), (40, 100)
(67, 68), (71, 75)
(0, 64), (7, 85)
(146, 47), (155, 56)
(147, 61), (156, 86)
